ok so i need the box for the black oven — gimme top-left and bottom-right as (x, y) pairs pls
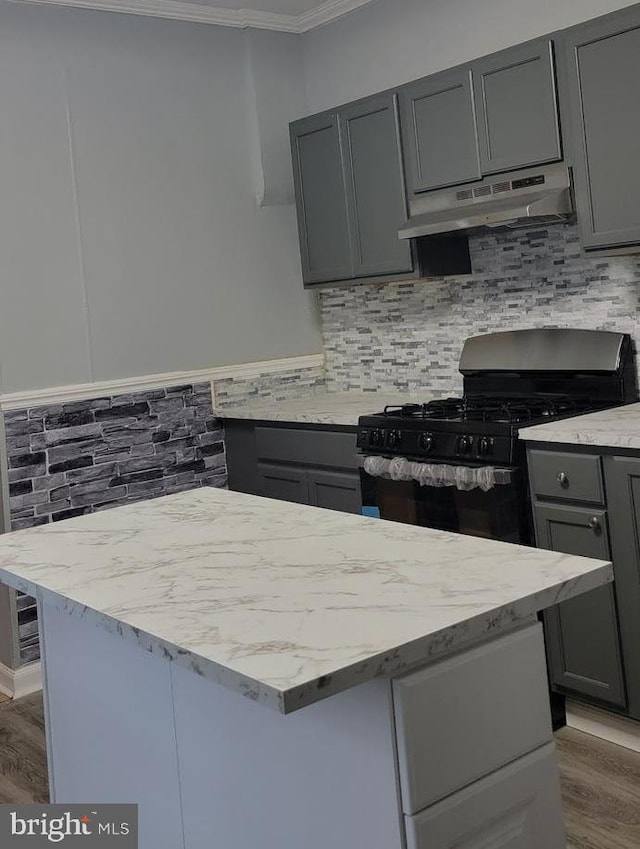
(360, 463), (532, 545)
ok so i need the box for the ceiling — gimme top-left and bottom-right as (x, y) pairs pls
(14, 0), (376, 32)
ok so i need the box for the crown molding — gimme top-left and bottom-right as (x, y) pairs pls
(8, 0), (374, 31)
(0, 353), (324, 411)
(296, 0), (373, 31)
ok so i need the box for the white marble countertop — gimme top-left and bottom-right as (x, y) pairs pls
(520, 402), (640, 450)
(212, 390), (442, 426)
(0, 488), (611, 713)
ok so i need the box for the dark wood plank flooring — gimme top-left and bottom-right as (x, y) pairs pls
(0, 693), (48, 804)
(1, 695), (639, 847)
(556, 726), (640, 849)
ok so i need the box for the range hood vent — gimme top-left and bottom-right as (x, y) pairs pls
(399, 163), (573, 240)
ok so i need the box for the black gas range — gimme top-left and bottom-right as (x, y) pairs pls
(358, 394), (607, 467)
(356, 329), (637, 547)
(358, 329), (637, 469)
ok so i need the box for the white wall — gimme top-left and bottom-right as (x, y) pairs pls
(0, 2), (321, 394)
(302, 0), (640, 112)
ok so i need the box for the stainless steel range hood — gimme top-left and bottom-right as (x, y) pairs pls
(398, 163), (573, 240)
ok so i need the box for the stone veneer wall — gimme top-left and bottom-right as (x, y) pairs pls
(319, 222), (640, 394)
(4, 382), (226, 666)
(5, 383), (226, 531)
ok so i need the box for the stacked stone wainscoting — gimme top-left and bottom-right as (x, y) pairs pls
(4, 382), (226, 666)
(214, 363), (326, 408)
(319, 221), (640, 394)
(5, 382), (226, 533)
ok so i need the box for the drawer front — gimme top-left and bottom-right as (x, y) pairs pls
(255, 427), (358, 470)
(529, 449), (604, 504)
(405, 743), (565, 849)
(392, 623), (552, 815)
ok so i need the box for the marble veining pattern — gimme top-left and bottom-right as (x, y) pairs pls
(520, 402), (640, 449)
(0, 488), (611, 713)
(319, 222), (640, 394)
(212, 390), (427, 426)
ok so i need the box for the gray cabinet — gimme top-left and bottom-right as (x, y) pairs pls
(533, 502), (626, 708)
(290, 94), (413, 286)
(289, 112), (353, 284)
(562, 7), (640, 249)
(340, 94), (413, 277)
(473, 39), (561, 175)
(226, 421), (362, 515)
(307, 469), (361, 514)
(603, 456), (640, 718)
(399, 69), (481, 193)
(257, 462), (309, 505)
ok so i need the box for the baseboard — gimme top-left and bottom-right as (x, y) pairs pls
(0, 353), (324, 411)
(565, 699), (640, 753)
(0, 660), (42, 700)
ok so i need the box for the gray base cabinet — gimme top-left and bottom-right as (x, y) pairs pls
(562, 6), (640, 250)
(528, 446), (640, 720)
(226, 421), (362, 515)
(533, 502), (625, 707)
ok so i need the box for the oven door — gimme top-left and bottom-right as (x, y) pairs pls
(360, 458), (531, 545)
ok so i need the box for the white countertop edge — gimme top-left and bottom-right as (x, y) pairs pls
(2, 561), (612, 714)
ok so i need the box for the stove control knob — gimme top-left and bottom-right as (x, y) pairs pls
(370, 429), (384, 448)
(477, 436), (493, 457)
(457, 435), (473, 455)
(387, 429), (402, 448)
(418, 432), (435, 452)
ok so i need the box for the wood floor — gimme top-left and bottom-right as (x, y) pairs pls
(0, 694), (639, 847)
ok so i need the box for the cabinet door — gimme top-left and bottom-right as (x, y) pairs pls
(534, 502), (626, 708)
(399, 68), (481, 193)
(603, 456), (640, 719)
(339, 93), (413, 278)
(473, 39), (561, 175)
(257, 463), (309, 505)
(290, 112), (353, 284)
(307, 469), (361, 514)
(562, 9), (640, 249)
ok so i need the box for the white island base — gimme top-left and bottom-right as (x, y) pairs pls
(40, 603), (565, 849)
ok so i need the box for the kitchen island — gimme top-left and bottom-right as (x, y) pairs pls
(0, 488), (611, 849)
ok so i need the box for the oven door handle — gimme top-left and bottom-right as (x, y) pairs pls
(361, 455), (515, 491)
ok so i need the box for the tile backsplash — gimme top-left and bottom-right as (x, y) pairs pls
(214, 363), (326, 407)
(319, 222), (640, 395)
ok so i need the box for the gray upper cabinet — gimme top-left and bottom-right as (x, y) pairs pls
(399, 69), (481, 193)
(473, 39), (561, 175)
(290, 112), (353, 285)
(562, 7), (640, 249)
(533, 502), (626, 708)
(339, 94), (413, 277)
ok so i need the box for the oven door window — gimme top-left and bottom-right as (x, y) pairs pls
(368, 472), (529, 545)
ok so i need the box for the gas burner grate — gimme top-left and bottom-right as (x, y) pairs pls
(383, 398), (464, 419)
(463, 395), (597, 424)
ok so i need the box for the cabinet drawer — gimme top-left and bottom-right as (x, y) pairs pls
(255, 427), (358, 470)
(529, 449), (604, 503)
(405, 743), (564, 849)
(392, 623), (552, 815)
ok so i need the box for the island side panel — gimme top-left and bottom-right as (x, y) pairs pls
(170, 665), (405, 849)
(38, 603), (185, 849)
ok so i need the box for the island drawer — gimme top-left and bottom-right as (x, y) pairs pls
(255, 427), (358, 469)
(392, 623), (552, 815)
(404, 743), (565, 849)
(528, 449), (604, 504)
